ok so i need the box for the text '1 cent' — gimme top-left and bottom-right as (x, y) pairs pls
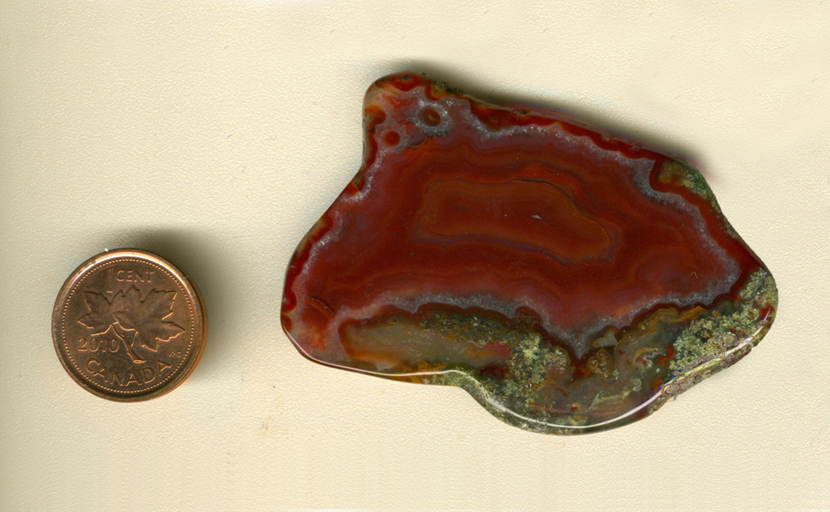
(52, 249), (207, 401)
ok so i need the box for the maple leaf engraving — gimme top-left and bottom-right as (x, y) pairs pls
(78, 291), (120, 334)
(113, 286), (184, 351)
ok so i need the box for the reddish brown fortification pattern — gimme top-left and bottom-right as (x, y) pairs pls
(282, 73), (777, 434)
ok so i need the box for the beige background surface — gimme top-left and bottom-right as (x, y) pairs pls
(2, 2), (829, 511)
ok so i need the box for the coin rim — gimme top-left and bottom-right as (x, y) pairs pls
(51, 249), (207, 402)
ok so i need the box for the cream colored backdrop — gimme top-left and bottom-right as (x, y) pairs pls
(2, 2), (828, 511)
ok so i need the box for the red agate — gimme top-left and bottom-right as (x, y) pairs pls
(281, 73), (777, 434)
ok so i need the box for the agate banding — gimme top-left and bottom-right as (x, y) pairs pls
(281, 72), (777, 434)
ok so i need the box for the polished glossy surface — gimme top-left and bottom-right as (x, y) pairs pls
(281, 73), (777, 434)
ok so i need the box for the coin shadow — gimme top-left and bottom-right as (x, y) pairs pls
(94, 228), (236, 384)
(376, 60), (707, 171)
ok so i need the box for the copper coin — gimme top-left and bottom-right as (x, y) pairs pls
(52, 249), (207, 401)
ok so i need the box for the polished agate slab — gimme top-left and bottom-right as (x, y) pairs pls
(281, 72), (777, 434)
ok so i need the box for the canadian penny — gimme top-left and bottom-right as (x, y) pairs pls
(52, 249), (207, 401)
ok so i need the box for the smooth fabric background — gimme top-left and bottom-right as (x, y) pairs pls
(1, 2), (828, 511)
